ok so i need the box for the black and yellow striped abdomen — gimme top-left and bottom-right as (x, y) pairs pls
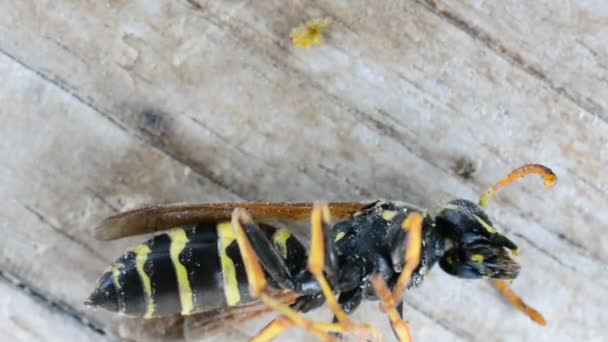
(87, 222), (304, 318)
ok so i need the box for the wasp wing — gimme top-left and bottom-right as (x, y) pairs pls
(94, 202), (371, 240)
(184, 291), (299, 339)
(122, 291), (298, 340)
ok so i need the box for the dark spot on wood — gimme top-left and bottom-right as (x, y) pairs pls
(512, 52), (525, 65)
(142, 109), (163, 130)
(138, 109), (169, 141)
(454, 157), (481, 180)
(426, 0), (439, 10)
(185, 0), (203, 10)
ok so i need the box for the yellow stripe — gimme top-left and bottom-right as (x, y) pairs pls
(381, 210), (398, 221)
(111, 262), (124, 290)
(272, 229), (292, 259)
(334, 231), (346, 242)
(134, 244), (155, 319)
(471, 254), (485, 263)
(441, 203), (458, 211)
(473, 214), (497, 233)
(168, 229), (194, 315)
(217, 222), (241, 306)
(111, 263), (126, 313)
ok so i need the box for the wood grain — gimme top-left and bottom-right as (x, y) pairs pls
(1, 1), (606, 341)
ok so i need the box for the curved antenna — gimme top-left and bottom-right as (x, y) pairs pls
(479, 164), (557, 208)
(479, 163), (557, 325)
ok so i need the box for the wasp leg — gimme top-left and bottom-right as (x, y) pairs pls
(291, 293), (325, 313)
(369, 213), (422, 342)
(397, 301), (403, 318)
(309, 204), (349, 323)
(338, 288), (363, 315)
(231, 210), (296, 290)
(329, 289), (364, 339)
(479, 164), (557, 208)
(309, 204), (382, 341)
(390, 213), (423, 304)
(491, 279), (546, 325)
(231, 209), (352, 341)
(371, 274), (411, 342)
(388, 301), (404, 340)
(253, 316), (296, 342)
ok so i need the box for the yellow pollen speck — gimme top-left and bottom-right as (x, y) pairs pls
(471, 254), (485, 263)
(381, 210), (398, 221)
(512, 249), (520, 256)
(335, 231), (346, 242)
(290, 17), (332, 48)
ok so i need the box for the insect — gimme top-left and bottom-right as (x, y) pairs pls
(87, 164), (556, 341)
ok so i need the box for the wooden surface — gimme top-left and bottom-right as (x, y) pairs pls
(1, 1), (606, 341)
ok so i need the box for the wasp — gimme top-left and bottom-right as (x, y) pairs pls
(87, 164), (556, 341)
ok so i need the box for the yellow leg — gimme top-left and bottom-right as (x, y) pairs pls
(252, 316), (297, 342)
(309, 204), (350, 323)
(492, 279), (546, 325)
(371, 274), (412, 342)
(368, 212), (423, 342)
(391, 213), (424, 304)
(309, 204), (382, 341)
(231, 209), (356, 341)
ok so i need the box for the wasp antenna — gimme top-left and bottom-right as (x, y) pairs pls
(492, 279), (547, 325)
(479, 164), (557, 208)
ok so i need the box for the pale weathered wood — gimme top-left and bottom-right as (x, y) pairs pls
(0, 278), (107, 342)
(0, 0), (606, 341)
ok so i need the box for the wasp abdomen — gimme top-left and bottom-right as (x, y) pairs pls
(87, 223), (257, 318)
(87, 222), (306, 318)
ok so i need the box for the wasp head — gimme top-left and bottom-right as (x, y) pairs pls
(434, 199), (520, 279)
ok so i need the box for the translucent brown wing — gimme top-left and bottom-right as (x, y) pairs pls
(126, 291), (299, 340)
(94, 202), (371, 240)
(183, 291), (299, 339)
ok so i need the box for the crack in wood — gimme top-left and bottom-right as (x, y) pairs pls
(416, 0), (608, 125)
(0, 46), (245, 202)
(407, 301), (474, 341)
(512, 232), (580, 273)
(0, 47), (130, 135)
(19, 202), (108, 264)
(85, 187), (120, 213)
(190, 112), (374, 199)
(0, 270), (107, 336)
